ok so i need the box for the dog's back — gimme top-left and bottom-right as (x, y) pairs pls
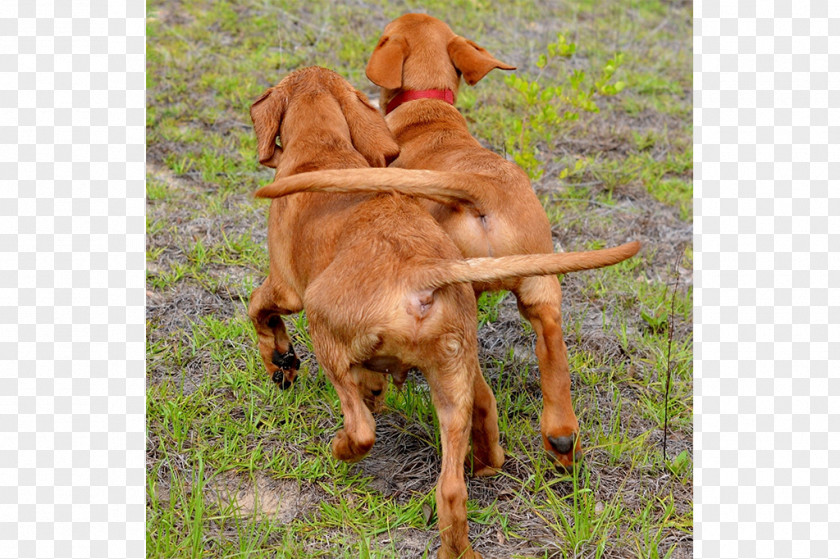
(252, 67), (466, 317)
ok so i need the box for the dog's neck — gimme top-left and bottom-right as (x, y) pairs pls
(380, 97), (473, 153)
(274, 136), (368, 178)
(385, 89), (455, 115)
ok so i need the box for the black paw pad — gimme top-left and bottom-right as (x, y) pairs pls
(548, 435), (575, 455)
(272, 370), (293, 389)
(272, 348), (300, 371)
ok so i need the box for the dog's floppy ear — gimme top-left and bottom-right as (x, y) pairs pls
(338, 88), (400, 167)
(447, 36), (516, 86)
(250, 87), (287, 168)
(366, 34), (408, 90)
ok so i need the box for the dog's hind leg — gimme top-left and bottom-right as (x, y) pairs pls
(248, 279), (303, 388)
(423, 355), (480, 559)
(352, 365), (389, 414)
(328, 364), (378, 462)
(468, 371), (504, 477)
(514, 275), (582, 473)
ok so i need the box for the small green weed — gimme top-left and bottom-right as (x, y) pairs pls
(504, 36), (625, 180)
(477, 290), (508, 327)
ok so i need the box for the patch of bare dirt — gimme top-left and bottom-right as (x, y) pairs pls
(208, 471), (319, 523)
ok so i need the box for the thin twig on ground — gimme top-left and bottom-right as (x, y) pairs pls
(663, 246), (685, 464)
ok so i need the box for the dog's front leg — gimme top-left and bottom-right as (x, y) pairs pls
(248, 280), (303, 389)
(425, 359), (480, 559)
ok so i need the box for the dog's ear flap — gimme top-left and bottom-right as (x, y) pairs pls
(448, 36), (516, 86)
(250, 88), (286, 168)
(339, 89), (400, 167)
(366, 35), (408, 90)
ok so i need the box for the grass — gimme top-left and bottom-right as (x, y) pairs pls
(146, 0), (692, 557)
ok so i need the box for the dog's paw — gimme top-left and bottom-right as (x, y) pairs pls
(468, 443), (505, 477)
(270, 348), (300, 389)
(437, 547), (482, 559)
(353, 367), (388, 413)
(471, 465), (501, 478)
(362, 385), (387, 414)
(547, 434), (575, 454)
(544, 432), (584, 473)
(331, 429), (374, 463)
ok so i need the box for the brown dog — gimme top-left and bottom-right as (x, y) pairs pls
(249, 66), (639, 558)
(252, 14), (639, 471)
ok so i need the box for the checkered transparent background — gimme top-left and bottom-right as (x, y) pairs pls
(2, 0), (839, 557)
(695, 0), (840, 557)
(1, 1), (145, 558)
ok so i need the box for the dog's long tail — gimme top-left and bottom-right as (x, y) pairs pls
(253, 168), (493, 209)
(414, 241), (642, 290)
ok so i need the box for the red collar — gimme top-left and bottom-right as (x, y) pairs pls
(385, 89), (455, 115)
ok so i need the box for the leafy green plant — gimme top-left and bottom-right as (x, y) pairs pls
(504, 35), (626, 180)
(667, 450), (691, 477)
(641, 306), (668, 333)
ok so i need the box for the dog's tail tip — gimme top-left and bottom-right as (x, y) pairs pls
(608, 240), (642, 263)
(624, 240), (642, 255)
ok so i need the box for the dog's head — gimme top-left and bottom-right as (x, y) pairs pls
(366, 14), (515, 102)
(250, 66), (400, 169)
